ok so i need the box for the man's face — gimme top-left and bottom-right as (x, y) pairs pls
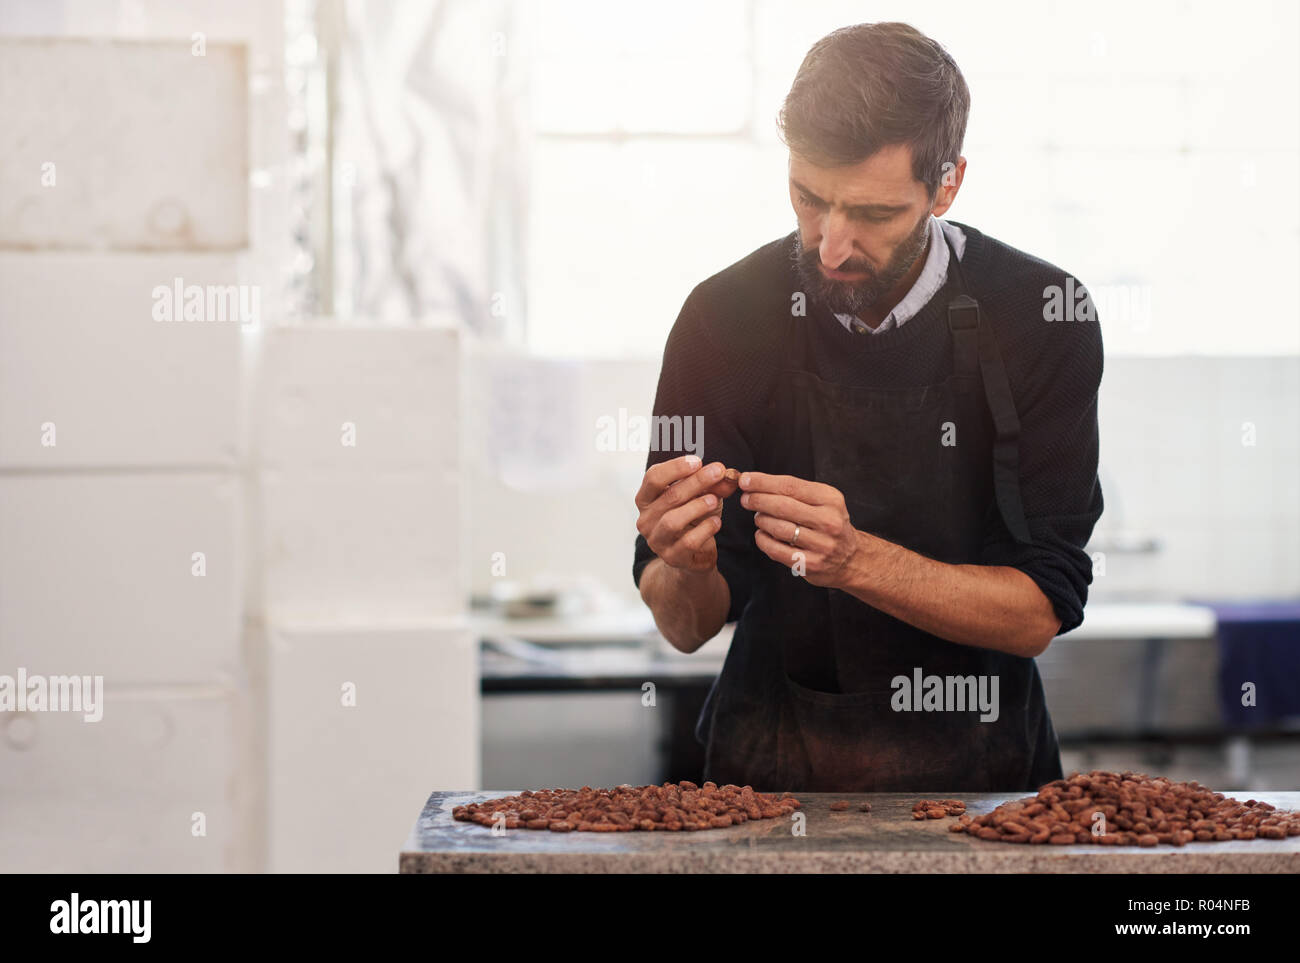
(788, 145), (954, 316)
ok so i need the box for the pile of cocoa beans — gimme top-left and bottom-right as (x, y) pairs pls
(913, 799), (967, 819)
(452, 781), (801, 832)
(951, 770), (1300, 846)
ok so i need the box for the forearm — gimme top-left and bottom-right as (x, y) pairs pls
(639, 558), (731, 654)
(840, 530), (1061, 658)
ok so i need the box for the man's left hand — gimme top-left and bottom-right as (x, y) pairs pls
(739, 471), (862, 589)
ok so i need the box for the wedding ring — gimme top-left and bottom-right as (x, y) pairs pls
(789, 524), (801, 547)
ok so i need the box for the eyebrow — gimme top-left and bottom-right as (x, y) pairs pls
(790, 178), (910, 217)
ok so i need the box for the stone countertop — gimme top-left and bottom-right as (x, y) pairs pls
(400, 790), (1300, 874)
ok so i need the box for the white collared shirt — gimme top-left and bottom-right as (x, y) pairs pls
(834, 217), (967, 335)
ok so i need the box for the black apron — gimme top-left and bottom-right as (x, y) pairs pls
(698, 229), (1063, 792)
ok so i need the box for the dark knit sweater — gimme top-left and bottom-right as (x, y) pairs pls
(632, 220), (1105, 636)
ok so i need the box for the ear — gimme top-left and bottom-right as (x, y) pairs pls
(931, 156), (966, 216)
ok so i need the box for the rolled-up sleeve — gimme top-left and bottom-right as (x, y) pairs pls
(632, 291), (758, 625)
(980, 287), (1105, 636)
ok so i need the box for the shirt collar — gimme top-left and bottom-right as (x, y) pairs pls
(834, 217), (964, 335)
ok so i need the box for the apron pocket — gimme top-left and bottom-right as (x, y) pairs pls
(778, 673), (883, 791)
(777, 667), (1026, 792)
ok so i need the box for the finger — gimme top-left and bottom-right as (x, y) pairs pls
(705, 474), (741, 502)
(636, 454), (703, 510)
(754, 528), (802, 567)
(739, 491), (823, 527)
(654, 461), (728, 515)
(753, 510), (827, 552)
(659, 492), (721, 540)
(738, 471), (838, 506)
(678, 512), (722, 553)
(701, 482), (737, 516)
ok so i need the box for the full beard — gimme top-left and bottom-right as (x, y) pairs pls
(790, 212), (932, 317)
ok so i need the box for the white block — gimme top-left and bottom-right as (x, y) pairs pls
(0, 474), (241, 685)
(258, 324), (462, 621)
(0, 38), (248, 250)
(261, 469), (462, 622)
(258, 325), (459, 473)
(0, 254), (243, 468)
(267, 621), (478, 873)
(0, 687), (244, 873)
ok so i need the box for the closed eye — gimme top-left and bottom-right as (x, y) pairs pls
(796, 190), (895, 223)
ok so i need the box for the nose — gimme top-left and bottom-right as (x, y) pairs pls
(818, 213), (856, 270)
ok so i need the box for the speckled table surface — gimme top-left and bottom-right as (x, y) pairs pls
(400, 790), (1300, 874)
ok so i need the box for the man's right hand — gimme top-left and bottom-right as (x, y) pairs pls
(635, 455), (740, 572)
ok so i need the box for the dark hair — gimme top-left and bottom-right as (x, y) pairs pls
(776, 22), (970, 197)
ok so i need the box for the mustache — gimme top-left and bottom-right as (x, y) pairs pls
(798, 248), (876, 279)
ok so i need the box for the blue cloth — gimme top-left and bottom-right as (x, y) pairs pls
(1195, 600), (1300, 729)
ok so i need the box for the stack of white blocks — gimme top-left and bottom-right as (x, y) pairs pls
(258, 325), (476, 874)
(0, 39), (251, 872)
(0, 28), (477, 874)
